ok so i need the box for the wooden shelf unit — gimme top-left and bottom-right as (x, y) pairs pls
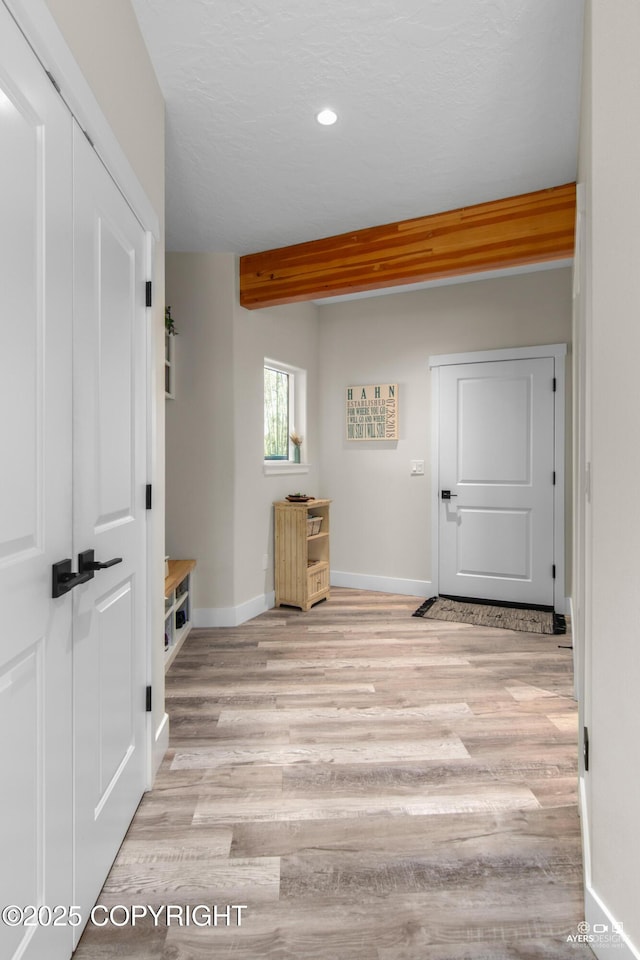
(274, 499), (331, 611)
(164, 558), (196, 669)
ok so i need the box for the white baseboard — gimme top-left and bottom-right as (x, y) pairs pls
(578, 774), (591, 887)
(151, 711), (169, 781)
(194, 591), (275, 628)
(195, 577), (431, 625)
(584, 884), (639, 959)
(579, 776), (639, 959)
(331, 570), (432, 598)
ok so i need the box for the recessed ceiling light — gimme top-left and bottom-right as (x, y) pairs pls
(316, 108), (338, 126)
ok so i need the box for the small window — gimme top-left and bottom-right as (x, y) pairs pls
(264, 359), (306, 465)
(264, 365), (291, 460)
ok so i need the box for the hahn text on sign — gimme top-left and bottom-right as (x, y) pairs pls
(346, 383), (398, 441)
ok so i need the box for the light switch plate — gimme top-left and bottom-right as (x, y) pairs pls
(410, 460), (425, 475)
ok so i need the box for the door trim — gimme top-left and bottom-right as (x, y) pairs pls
(429, 343), (567, 613)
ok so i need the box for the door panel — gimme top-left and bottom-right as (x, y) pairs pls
(95, 581), (135, 793)
(439, 358), (555, 606)
(0, 643), (44, 959)
(95, 218), (135, 522)
(72, 124), (147, 935)
(0, 76), (41, 560)
(458, 376), (532, 484)
(0, 5), (73, 958)
(456, 507), (531, 580)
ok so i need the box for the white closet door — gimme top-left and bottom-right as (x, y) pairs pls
(0, 5), (74, 959)
(71, 123), (148, 938)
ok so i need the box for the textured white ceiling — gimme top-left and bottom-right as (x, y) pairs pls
(131, 0), (584, 255)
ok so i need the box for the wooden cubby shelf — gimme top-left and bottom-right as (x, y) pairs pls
(164, 558), (196, 670)
(274, 499), (331, 611)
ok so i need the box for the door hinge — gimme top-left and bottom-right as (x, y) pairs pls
(552, 377), (557, 392)
(146, 484), (152, 510)
(552, 471), (556, 485)
(146, 281), (152, 307)
(146, 685), (152, 712)
(45, 70), (61, 94)
(552, 564), (556, 579)
(583, 726), (589, 771)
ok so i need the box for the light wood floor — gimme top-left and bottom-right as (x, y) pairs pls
(75, 588), (591, 959)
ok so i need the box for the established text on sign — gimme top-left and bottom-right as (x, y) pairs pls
(346, 383), (399, 440)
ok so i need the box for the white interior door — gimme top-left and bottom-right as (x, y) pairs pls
(0, 7), (74, 958)
(438, 357), (556, 607)
(71, 123), (148, 934)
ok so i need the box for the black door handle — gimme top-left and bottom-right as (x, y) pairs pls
(78, 549), (123, 578)
(52, 559), (92, 598)
(441, 490), (458, 500)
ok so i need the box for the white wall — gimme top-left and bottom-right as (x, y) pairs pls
(165, 254), (237, 608)
(165, 253), (320, 624)
(318, 268), (573, 597)
(575, 1), (640, 953)
(233, 288), (320, 614)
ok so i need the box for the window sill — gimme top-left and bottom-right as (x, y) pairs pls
(263, 461), (310, 476)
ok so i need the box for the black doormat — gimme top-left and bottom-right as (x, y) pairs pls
(413, 596), (566, 635)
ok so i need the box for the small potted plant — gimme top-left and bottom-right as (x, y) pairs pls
(165, 305), (177, 335)
(290, 431), (303, 463)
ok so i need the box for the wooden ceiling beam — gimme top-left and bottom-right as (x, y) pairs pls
(239, 183), (576, 309)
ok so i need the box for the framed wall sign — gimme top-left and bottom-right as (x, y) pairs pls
(346, 383), (399, 440)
